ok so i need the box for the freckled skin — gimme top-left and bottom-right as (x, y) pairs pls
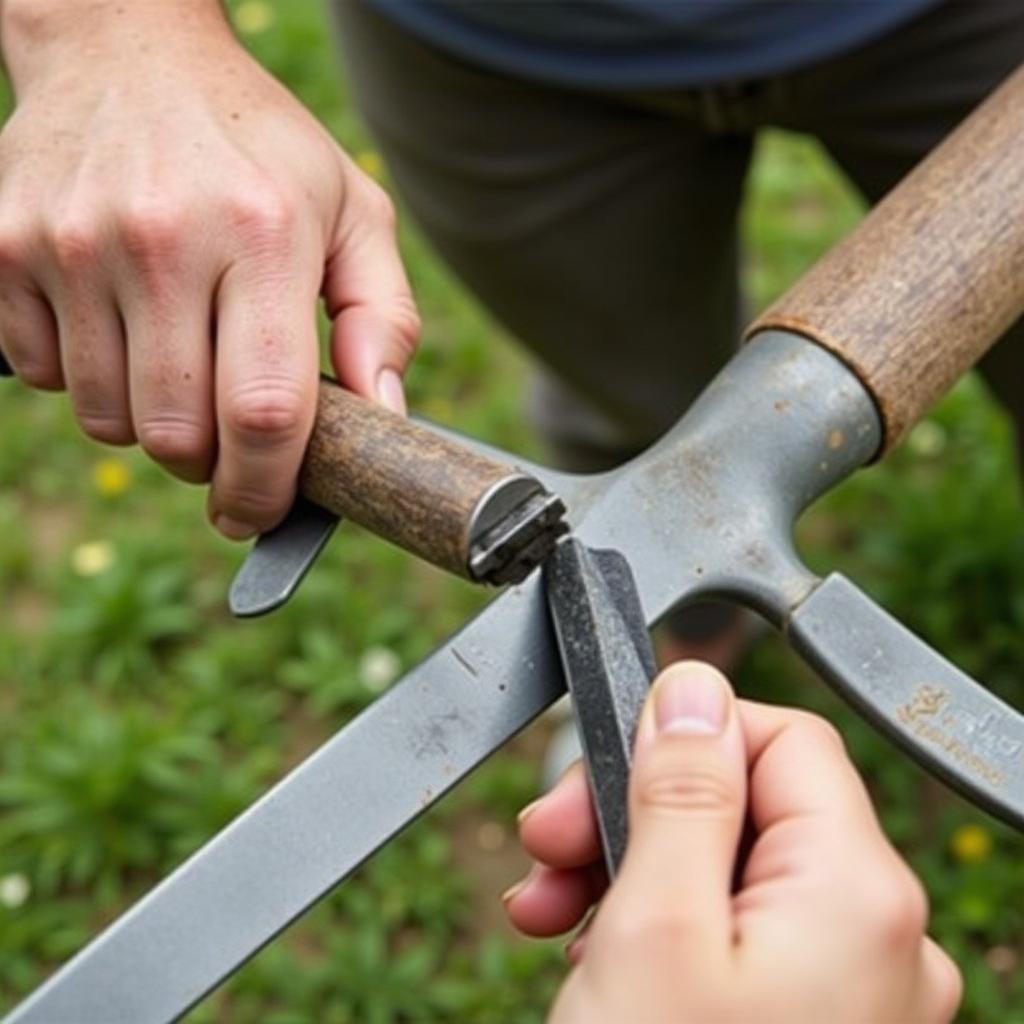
(0, 0), (420, 539)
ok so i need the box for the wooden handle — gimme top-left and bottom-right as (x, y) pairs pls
(299, 379), (521, 578)
(746, 64), (1024, 453)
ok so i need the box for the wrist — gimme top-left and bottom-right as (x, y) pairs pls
(1, 0), (235, 94)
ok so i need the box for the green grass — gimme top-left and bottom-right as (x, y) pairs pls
(2, 1), (1023, 1020)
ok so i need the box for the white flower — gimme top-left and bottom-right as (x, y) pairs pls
(359, 646), (401, 693)
(71, 540), (115, 577)
(0, 873), (30, 909)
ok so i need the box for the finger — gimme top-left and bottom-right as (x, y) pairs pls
(518, 761), (602, 869)
(209, 244), (320, 538)
(502, 863), (605, 938)
(119, 251), (216, 483)
(732, 701), (920, 959)
(325, 172), (419, 414)
(50, 263), (133, 446)
(0, 281), (62, 390)
(0, 214), (62, 389)
(737, 700), (882, 852)
(917, 938), (963, 1023)
(596, 662), (746, 958)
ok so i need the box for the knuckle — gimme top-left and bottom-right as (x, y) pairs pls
(77, 410), (135, 446)
(50, 216), (103, 271)
(934, 951), (964, 1021)
(893, 870), (929, 939)
(359, 179), (397, 230)
(224, 381), (307, 442)
(2, 3), (43, 40)
(792, 711), (846, 754)
(635, 761), (736, 818)
(117, 199), (184, 263)
(864, 863), (929, 949)
(390, 295), (422, 352)
(15, 358), (62, 391)
(216, 485), (284, 526)
(0, 218), (33, 269)
(137, 416), (209, 466)
(226, 184), (297, 244)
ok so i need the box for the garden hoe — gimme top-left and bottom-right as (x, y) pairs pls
(5, 62), (1024, 1024)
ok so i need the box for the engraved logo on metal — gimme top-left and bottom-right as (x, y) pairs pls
(898, 684), (1004, 788)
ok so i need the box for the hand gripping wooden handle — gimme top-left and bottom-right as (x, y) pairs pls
(746, 64), (1024, 454)
(299, 378), (546, 580)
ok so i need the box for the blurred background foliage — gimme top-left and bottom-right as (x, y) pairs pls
(1, 1), (1023, 1020)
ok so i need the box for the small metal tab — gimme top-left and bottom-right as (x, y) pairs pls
(229, 497), (340, 617)
(468, 479), (568, 585)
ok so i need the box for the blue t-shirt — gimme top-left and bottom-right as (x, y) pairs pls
(367, 0), (941, 89)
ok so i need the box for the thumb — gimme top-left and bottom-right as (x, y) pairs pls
(602, 661), (747, 955)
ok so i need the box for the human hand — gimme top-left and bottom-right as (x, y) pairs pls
(0, 0), (419, 538)
(506, 662), (962, 1023)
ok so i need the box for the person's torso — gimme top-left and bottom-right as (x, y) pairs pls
(365, 0), (943, 89)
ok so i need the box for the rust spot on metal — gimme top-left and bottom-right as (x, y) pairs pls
(743, 541), (769, 570)
(655, 446), (721, 506)
(413, 711), (466, 760)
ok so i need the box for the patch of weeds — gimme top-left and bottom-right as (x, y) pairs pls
(0, 695), (219, 897)
(44, 538), (199, 690)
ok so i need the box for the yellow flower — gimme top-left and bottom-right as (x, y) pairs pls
(355, 150), (385, 180)
(93, 457), (131, 498)
(951, 823), (993, 864)
(907, 419), (947, 458)
(72, 540), (115, 577)
(234, 0), (274, 35)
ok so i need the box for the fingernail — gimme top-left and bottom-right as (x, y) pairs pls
(376, 368), (407, 415)
(215, 514), (258, 541)
(654, 662), (729, 735)
(517, 797), (543, 825)
(501, 876), (529, 906)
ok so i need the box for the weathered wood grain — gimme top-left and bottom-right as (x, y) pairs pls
(300, 379), (517, 577)
(747, 64), (1024, 453)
